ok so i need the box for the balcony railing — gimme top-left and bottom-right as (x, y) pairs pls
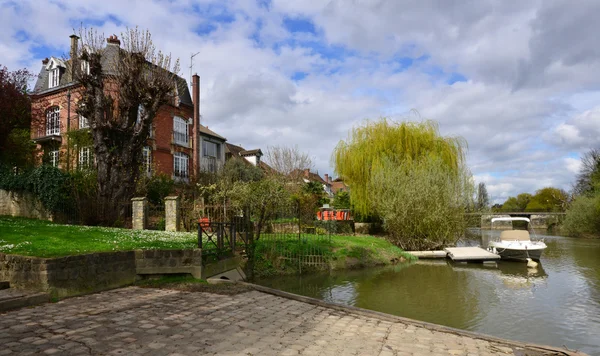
(32, 127), (62, 143)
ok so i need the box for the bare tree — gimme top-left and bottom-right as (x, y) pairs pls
(264, 145), (313, 179)
(75, 27), (180, 223)
(574, 148), (600, 196)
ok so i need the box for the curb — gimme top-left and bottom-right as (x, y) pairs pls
(241, 282), (585, 356)
(0, 292), (50, 313)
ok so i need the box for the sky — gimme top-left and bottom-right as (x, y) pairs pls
(2, 0), (600, 203)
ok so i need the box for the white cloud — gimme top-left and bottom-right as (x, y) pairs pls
(3, 0), (600, 202)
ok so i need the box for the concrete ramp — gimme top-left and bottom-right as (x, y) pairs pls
(444, 247), (500, 262)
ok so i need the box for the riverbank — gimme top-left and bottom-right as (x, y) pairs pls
(0, 286), (579, 355)
(254, 233), (416, 278)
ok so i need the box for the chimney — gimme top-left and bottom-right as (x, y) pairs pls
(106, 34), (121, 46)
(69, 34), (79, 82)
(42, 58), (49, 65)
(192, 74), (200, 176)
(304, 169), (310, 178)
(324, 174), (329, 183)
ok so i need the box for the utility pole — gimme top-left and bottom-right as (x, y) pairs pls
(189, 52), (200, 90)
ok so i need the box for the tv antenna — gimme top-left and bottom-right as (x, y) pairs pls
(189, 51), (200, 89)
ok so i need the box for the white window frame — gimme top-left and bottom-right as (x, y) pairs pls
(142, 146), (152, 175)
(49, 149), (59, 167)
(173, 152), (189, 178)
(78, 147), (92, 169)
(137, 104), (144, 126)
(46, 107), (60, 136)
(173, 116), (188, 146)
(81, 60), (90, 75)
(79, 114), (89, 129)
(49, 68), (60, 88)
(202, 140), (218, 158)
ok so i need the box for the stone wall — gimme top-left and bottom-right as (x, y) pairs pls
(135, 249), (201, 278)
(0, 189), (52, 220)
(0, 249), (202, 297)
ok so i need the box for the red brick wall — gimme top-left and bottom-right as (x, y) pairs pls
(31, 86), (195, 177)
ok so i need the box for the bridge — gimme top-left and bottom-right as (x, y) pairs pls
(466, 212), (566, 230)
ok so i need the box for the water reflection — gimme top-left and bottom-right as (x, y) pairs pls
(256, 230), (600, 355)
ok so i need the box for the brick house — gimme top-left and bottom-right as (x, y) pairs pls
(31, 34), (226, 179)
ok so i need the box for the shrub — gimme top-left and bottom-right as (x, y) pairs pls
(563, 195), (600, 237)
(370, 156), (473, 250)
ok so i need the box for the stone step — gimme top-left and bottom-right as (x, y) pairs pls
(0, 288), (49, 312)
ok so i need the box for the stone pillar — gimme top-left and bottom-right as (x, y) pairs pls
(165, 196), (180, 232)
(131, 197), (147, 230)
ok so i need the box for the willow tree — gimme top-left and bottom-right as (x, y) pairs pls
(333, 118), (473, 250)
(333, 118), (466, 215)
(75, 28), (179, 223)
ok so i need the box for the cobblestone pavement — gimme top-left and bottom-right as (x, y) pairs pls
(0, 287), (564, 355)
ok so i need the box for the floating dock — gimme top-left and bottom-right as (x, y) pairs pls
(409, 247), (501, 262)
(444, 247), (501, 262)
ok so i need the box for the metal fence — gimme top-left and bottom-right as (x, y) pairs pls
(192, 204), (355, 272)
(147, 202), (165, 230)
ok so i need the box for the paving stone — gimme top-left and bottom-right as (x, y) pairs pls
(0, 287), (561, 356)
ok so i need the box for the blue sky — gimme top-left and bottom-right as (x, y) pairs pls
(2, 0), (600, 202)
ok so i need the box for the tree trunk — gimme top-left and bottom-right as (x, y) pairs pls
(94, 129), (142, 225)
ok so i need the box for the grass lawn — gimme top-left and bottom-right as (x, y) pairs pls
(254, 233), (415, 277)
(0, 216), (198, 258)
(0, 217), (414, 273)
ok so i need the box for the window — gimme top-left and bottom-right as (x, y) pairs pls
(46, 107), (60, 135)
(49, 149), (59, 167)
(137, 105), (144, 126)
(81, 60), (90, 75)
(79, 114), (89, 129)
(173, 152), (189, 178)
(142, 146), (152, 175)
(173, 116), (188, 146)
(78, 147), (92, 169)
(202, 140), (218, 157)
(49, 68), (60, 88)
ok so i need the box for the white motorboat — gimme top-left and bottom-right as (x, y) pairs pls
(487, 217), (547, 261)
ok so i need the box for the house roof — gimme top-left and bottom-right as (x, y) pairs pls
(331, 180), (349, 194)
(289, 169), (328, 185)
(225, 143), (274, 172)
(240, 149), (262, 157)
(225, 143), (245, 157)
(199, 125), (226, 141)
(33, 39), (193, 107)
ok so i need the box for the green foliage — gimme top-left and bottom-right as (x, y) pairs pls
(525, 187), (568, 212)
(369, 156), (474, 250)
(0, 65), (31, 169)
(67, 128), (93, 147)
(332, 191), (351, 209)
(563, 195), (600, 237)
(2, 129), (36, 169)
(501, 193), (532, 212)
(0, 164), (74, 214)
(301, 181), (328, 207)
(136, 173), (175, 205)
(220, 158), (264, 184)
(333, 118), (466, 216)
(0, 216), (199, 257)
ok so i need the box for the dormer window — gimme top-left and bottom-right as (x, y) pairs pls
(49, 68), (60, 88)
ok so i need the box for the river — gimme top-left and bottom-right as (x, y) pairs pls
(255, 230), (600, 355)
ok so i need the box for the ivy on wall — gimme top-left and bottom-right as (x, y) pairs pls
(0, 164), (74, 214)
